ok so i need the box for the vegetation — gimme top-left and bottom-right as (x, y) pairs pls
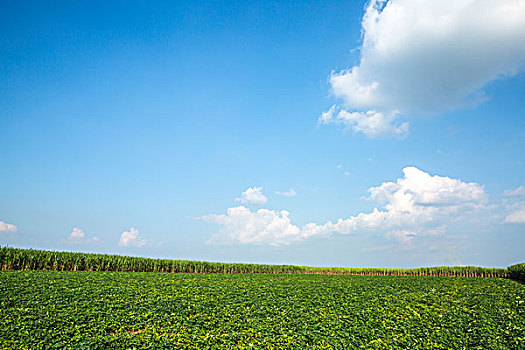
(0, 246), (510, 278)
(1, 271), (524, 349)
(508, 263), (525, 282)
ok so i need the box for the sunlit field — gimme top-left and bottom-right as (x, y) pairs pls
(1, 271), (524, 349)
(2, 0), (525, 349)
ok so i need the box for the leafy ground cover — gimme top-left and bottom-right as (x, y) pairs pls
(1, 271), (524, 349)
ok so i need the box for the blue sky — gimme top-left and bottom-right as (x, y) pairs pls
(1, 0), (524, 268)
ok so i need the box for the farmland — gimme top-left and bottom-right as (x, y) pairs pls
(0, 247), (510, 278)
(1, 271), (524, 349)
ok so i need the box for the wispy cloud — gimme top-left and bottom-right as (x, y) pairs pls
(502, 185), (525, 224)
(275, 189), (297, 197)
(504, 186), (525, 197)
(503, 204), (525, 224)
(319, 106), (408, 138)
(386, 230), (418, 245)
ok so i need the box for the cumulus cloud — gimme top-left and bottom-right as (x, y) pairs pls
(235, 187), (268, 205)
(502, 185), (525, 223)
(368, 166), (487, 215)
(324, 0), (525, 137)
(118, 227), (147, 247)
(300, 167), (487, 240)
(202, 206), (301, 245)
(69, 227), (85, 239)
(0, 221), (17, 232)
(203, 167), (488, 245)
(275, 189), (297, 197)
(67, 227), (100, 243)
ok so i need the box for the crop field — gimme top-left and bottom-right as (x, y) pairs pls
(0, 247), (511, 278)
(1, 271), (524, 349)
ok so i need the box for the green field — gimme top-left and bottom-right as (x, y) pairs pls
(1, 271), (524, 349)
(0, 247), (511, 277)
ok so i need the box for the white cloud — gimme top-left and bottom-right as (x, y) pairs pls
(319, 105), (408, 138)
(67, 227), (100, 243)
(368, 166), (487, 216)
(235, 186), (268, 205)
(202, 206), (301, 245)
(0, 221), (17, 232)
(304, 167), (486, 239)
(504, 185), (525, 197)
(386, 230), (417, 244)
(203, 167), (488, 245)
(503, 185), (525, 223)
(69, 227), (85, 239)
(503, 203), (525, 224)
(325, 0), (525, 137)
(275, 189), (297, 197)
(118, 227), (147, 247)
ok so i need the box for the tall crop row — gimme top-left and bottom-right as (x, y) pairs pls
(0, 246), (513, 278)
(508, 263), (525, 282)
(0, 247), (304, 274)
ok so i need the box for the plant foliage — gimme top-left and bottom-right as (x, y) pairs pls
(0, 247), (508, 278)
(0, 271), (524, 349)
(508, 263), (525, 282)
